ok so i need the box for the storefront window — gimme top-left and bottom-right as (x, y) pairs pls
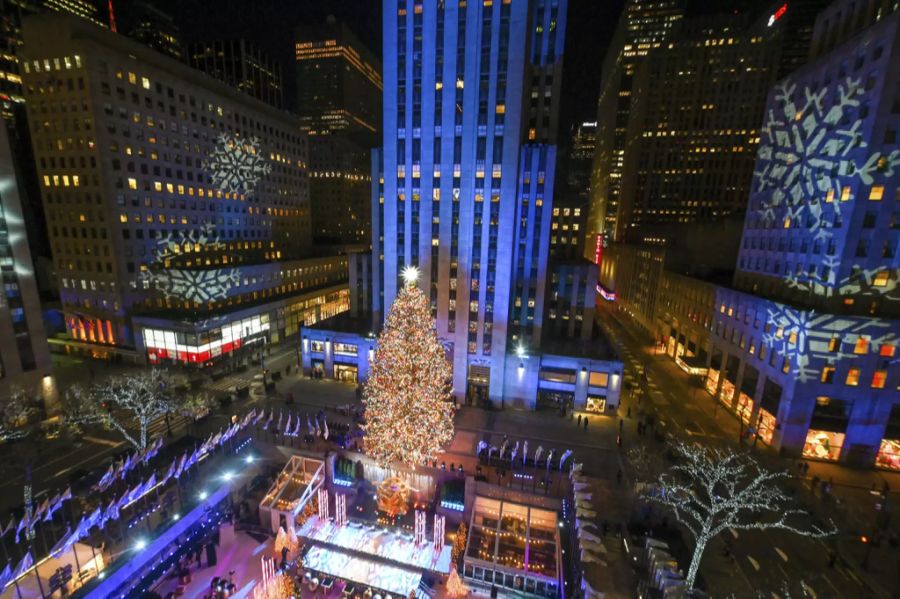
(334, 364), (358, 383)
(585, 396), (606, 413)
(803, 430), (844, 461)
(310, 340), (325, 353)
(706, 369), (720, 396)
(756, 409), (776, 444)
(736, 392), (753, 425)
(876, 439), (900, 470)
(333, 342), (358, 356)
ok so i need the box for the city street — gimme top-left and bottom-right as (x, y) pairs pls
(597, 305), (899, 598)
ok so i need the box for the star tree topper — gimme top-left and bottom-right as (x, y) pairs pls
(363, 266), (454, 467)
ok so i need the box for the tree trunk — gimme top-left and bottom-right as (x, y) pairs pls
(686, 535), (708, 590)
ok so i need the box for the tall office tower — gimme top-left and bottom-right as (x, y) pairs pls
(125, 0), (182, 61)
(0, 124), (52, 397)
(565, 120), (596, 191)
(705, 0), (900, 467)
(188, 40), (283, 110)
(20, 14), (351, 364)
(613, 1), (829, 248)
(308, 135), (372, 246)
(294, 18), (382, 142)
(587, 0), (685, 244)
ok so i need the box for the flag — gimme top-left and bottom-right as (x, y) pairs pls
(104, 499), (120, 524)
(85, 507), (102, 530)
(0, 564), (12, 590)
(14, 515), (27, 543)
(161, 458), (176, 485)
(284, 412), (292, 436)
(307, 415), (313, 434)
(47, 526), (72, 557)
(293, 417), (303, 437)
(60, 486), (72, 502)
(173, 453), (187, 479)
(43, 493), (61, 522)
(559, 449), (574, 471)
(314, 416), (320, 437)
(1, 516), (15, 536)
(140, 473), (157, 497)
(11, 551), (32, 579)
(125, 482), (143, 505)
(263, 410), (273, 430)
(323, 417), (329, 440)
(96, 465), (115, 491)
(277, 410), (283, 432)
(31, 499), (49, 526)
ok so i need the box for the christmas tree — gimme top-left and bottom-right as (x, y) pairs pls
(446, 568), (469, 598)
(363, 267), (455, 467)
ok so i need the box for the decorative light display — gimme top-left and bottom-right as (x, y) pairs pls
(205, 133), (271, 196)
(433, 514), (445, 549)
(377, 476), (413, 516)
(317, 488), (329, 521)
(414, 510), (426, 546)
(446, 568), (469, 598)
(362, 274), (455, 467)
(753, 75), (900, 301)
(335, 493), (347, 527)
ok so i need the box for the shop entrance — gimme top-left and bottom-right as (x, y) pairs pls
(334, 363), (358, 383)
(537, 390), (574, 412)
(466, 365), (491, 407)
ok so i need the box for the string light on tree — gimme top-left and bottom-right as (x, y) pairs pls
(363, 268), (454, 467)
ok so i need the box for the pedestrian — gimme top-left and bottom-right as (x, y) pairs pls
(583, 418), (588, 431)
(577, 414), (582, 426)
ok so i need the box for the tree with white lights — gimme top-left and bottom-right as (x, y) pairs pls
(647, 442), (836, 589)
(363, 266), (455, 467)
(0, 386), (39, 442)
(64, 370), (176, 451)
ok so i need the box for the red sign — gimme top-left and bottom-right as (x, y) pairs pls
(768, 3), (787, 26)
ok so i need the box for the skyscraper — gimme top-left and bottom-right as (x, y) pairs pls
(125, 0), (183, 61)
(588, 0), (685, 243)
(0, 123), (52, 397)
(21, 14), (350, 363)
(308, 135), (372, 246)
(294, 17), (382, 141)
(304, 0), (622, 413)
(188, 39), (283, 109)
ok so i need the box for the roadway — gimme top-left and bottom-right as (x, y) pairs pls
(598, 306), (877, 598)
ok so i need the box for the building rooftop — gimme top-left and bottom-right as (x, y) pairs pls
(306, 312), (379, 337)
(539, 326), (618, 362)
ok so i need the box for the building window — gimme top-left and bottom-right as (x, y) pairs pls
(820, 365), (835, 383)
(873, 270), (890, 287)
(869, 185), (884, 201)
(872, 370), (888, 389)
(854, 337), (869, 354)
(588, 372), (609, 388)
(846, 367), (861, 386)
(310, 340), (325, 353)
(333, 342), (358, 356)
(880, 344), (896, 357)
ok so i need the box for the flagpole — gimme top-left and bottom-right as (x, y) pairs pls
(70, 544), (82, 587)
(33, 554), (46, 599)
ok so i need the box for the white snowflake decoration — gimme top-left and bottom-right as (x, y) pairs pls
(763, 302), (895, 382)
(146, 269), (242, 304)
(753, 74), (900, 298)
(204, 133), (271, 195)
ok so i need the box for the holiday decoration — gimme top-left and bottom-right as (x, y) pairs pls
(414, 510), (426, 546)
(363, 267), (455, 467)
(205, 132), (271, 196)
(451, 522), (467, 565)
(318, 488), (329, 520)
(377, 476), (413, 516)
(433, 514), (445, 548)
(446, 568), (469, 598)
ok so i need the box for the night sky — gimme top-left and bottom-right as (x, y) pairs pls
(113, 0), (624, 145)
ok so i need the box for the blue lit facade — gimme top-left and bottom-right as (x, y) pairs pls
(303, 0), (623, 412)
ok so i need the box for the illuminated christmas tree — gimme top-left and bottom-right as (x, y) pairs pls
(446, 568), (469, 598)
(363, 266), (455, 467)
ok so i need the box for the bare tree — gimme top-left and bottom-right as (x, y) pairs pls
(64, 370), (176, 451)
(646, 442), (835, 589)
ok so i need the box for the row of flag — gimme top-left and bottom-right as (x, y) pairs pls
(1, 486), (74, 544)
(0, 550), (33, 592)
(262, 409), (329, 440)
(95, 437), (165, 494)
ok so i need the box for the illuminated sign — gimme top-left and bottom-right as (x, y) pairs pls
(767, 3), (787, 26)
(597, 284), (617, 302)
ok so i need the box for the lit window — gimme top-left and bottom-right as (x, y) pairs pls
(827, 337), (839, 352)
(872, 370), (887, 389)
(854, 337), (869, 354)
(825, 189), (835, 203)
(869, 185), (884, 201)
(846, 367), (861, 386)
(840, 186), (851, 201)
(141, 77), (150, 89)
(820, 365), (835, 383)
(880, 344), (896, 357)
(127, 178), (137, 190)
(588, 372), (609, 387)
(873, 270), (890, 287)
(127, 72), (136, 84)
(495, 104), (505, 114)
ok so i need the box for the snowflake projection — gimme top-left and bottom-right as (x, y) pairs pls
(754, 76), (900, 296)
(204, 133), (271, 196)
(763, 302), (895, 383)
(838, 264), (900, 305)
(147, 269), (242, 304)
(139, 223), (241, 303)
